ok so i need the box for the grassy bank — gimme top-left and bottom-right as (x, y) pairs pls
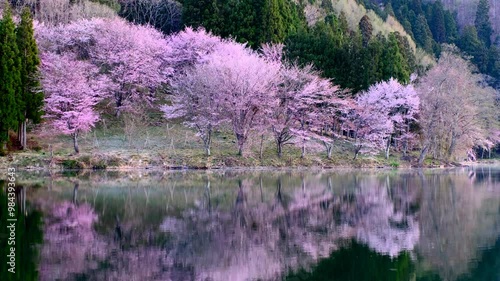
(0, 122), (468, 171)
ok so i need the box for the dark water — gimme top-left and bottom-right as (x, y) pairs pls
(1, 167), (500, 281)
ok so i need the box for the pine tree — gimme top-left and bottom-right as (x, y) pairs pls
(458, 26), (489, 73)
(261, 0), (285, 43)
(17, 7), (43, 149)
(381, 33), (410, 84)
(0, 5), (22, 151)
(182, 0), (222, 34)
(359, 15), (373, 47)
(443, 10), (458, 42)
(430, 0), (446, 43)
(412, 14), (434, 53)
(475, 0), (493, 47)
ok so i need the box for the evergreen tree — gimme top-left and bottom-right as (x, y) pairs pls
(182, 0), (222, 34)
(458, 26), (489, 73)
(359, 15), (373, 47)
(430, 0), (446, 43)
(412, 14), (434, 53)
(409, 0), (423, 15)
(220, 0), (261, 46)
(475, 0), (493, 47)
(381, 33), (410, 83)
(0, 5), (22, 151)
(261, 0), (285, 43)
(17, 7), (43, 149)
(385, 3), (395, 18)
(443, 10), (458, 42)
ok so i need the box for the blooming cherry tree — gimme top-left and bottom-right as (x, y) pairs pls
(91, 19), (171, 115)
(357, 78), (420, 158)
(161, 65), (228, 156)
(36, 18), (172, 116)
(261, 44), (346, 158)
(164, 38), (281, 156)
(214, 43), (281, 155)
(42, 53), (106, 153)
(346, 100), (393, 160)
(271, 64), (345, 158)
(165, 27), (225, 73)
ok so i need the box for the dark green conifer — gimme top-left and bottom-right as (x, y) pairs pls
(261, 0), (285, 43)
(359, 15), (373, 47)
(17, 7), (44, 149)
(475, 0), (493, 47)
(0, 5), (22, 150)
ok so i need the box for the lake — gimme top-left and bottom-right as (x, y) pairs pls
(1, 167), (500, 281)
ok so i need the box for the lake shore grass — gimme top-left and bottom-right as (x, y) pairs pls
(0, 122), (493, 171)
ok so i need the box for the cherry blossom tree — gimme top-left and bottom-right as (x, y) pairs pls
(91, 18), (171, 115)
(36, 18), (172, 116)
(160, 28), (236, 156)
(177, 42), (280, 156)
(346, 100), (393, 160)
(161, 66), (228, 156)
(165, 27), (225, 73)
(417, 48), (499, 163)
(215, 44), (281, 155)
(42, 53), (106, 153)
(271, 64), (345, 158)
(357, 78), (420, 159)
(261, 43), (346, 158)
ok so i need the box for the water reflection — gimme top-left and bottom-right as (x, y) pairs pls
(2, 166), (500, 281)
(0, 183), (43, 281)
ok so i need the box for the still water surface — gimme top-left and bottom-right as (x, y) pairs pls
(1, 167), (500, 281)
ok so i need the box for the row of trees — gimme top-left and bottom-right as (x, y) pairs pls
(0, 6), (43, 151)
(162, 29), (498, 161)
(35, 16), (499, 161)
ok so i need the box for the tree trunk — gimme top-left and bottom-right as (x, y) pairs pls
(17, 124), (21, 143)
(301, 144), (306, 158)
(73, 132), (80, 154)
(324, 142), (333, 159)
(447, 135), (457, 160)
(352, 145), (363, 160)
(277, 141), (283, 158)
(418, 145), (429, 165)
(236, 133), (245, 156)
(259, 134), (264, 160)
(21, 120), (27, 149)
(385, 138), (391, 159)
(353, 145), (362, 160)
(203, 135), (211, 156)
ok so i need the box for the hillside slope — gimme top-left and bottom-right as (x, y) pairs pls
(429, 0), (500, 43)
(301, 0), (434, 67)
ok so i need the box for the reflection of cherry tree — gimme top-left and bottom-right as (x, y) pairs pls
(33, 171), (425, 281)
(156, 173), (421, 281)
(39, 201), (102, 281)
(354, 177), (420, 257)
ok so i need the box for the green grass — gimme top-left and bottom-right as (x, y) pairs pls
(0, 121), (418, 170)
